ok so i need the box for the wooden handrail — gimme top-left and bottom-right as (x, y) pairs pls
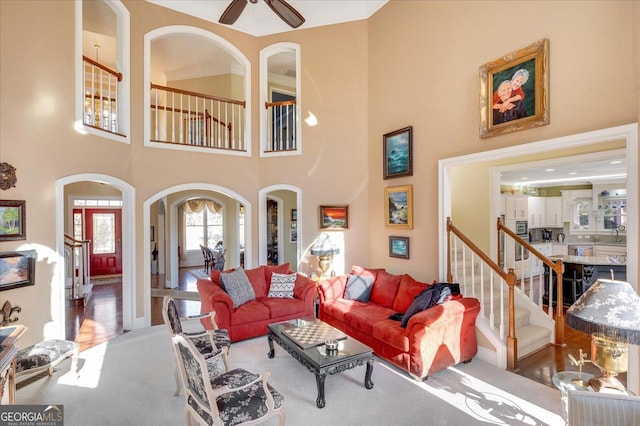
(64, 234), (90, 245)
(497, 217), (565, 345)
(150, 83), (246, 107)
(265, 100), (296, 109)
(448, 217), (519, 370)
(82, 55), (123, 82)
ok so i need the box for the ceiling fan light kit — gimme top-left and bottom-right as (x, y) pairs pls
(220, 0), (305, 29)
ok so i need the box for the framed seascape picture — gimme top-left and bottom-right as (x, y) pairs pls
(383, 126), (413, 179)
(0, 200), (26, 241)
(389, 236), (410, 259)
(384, 185), (413, 229)
(0, 250), (36, 291)
(479, 38), (549, 139)
(319, 205), (349, 230)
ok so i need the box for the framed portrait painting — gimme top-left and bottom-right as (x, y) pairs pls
(383, 126), (413, 179)
(319, 205), (349, 230)
(389, 236), (410, 259)
(479, 38), (549, 138)
(0, 200), (26, 241)
(384, 185), (413, 229)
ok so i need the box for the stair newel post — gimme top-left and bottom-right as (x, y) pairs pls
(446, 217), (453, 283)
(554, 259), (565, 345)
(506, 268), (518, 370)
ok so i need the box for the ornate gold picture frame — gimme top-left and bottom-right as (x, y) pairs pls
(384, 185), (413, 229)
(479, 39), (549, 139)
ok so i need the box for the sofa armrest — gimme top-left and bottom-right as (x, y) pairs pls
(317, 276), (348, 304)
(293, 274), (316, 304)
(407, 297), (480, 330)
(196, 279), (233, 331)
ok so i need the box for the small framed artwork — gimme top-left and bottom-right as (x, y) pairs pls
(479, 38), (549, 139)
(289, 229), (297, 243)
(0, 200), (26, 241)
(291, 209), (297, 221)
(384, 185), (413, 229)
(389, 236), (410, 259)
(319, 205), (349, 230)
(383, 126), (413, 179)
(150, 226), (155, 242)
(0, 250), (36, 291)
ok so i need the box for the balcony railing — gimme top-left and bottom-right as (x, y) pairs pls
(265, 100), (297, 152)
(83, 56), (123, 135)
(150, 84), (246, 152)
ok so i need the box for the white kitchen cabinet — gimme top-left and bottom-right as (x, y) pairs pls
(504, 195), (528, 220)
(528, 197), (545, 228)
(545, 197), (563, 227)
(594, 244), (627, 257)
(530, 242), (552, 275)
(552, 244), (568, 256)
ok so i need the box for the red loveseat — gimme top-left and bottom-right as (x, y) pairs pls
(197, 263), (316, 342)
(317, 267), (481, 380)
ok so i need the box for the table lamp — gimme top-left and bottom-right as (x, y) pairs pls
(310, 234), (339, 278)
(566, 278), (640, 393)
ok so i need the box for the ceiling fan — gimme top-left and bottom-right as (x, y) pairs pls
(219, 0), (305, 29)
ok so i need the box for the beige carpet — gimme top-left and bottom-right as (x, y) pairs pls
(15, 325), (565, 425)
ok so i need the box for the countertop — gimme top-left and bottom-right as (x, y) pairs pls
(550, 255), (627, 266)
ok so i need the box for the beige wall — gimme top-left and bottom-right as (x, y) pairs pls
(367, 1), (638, 282)
(0, 0), (637, 350)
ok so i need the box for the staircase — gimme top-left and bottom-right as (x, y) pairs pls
(447, 218), (565, 370)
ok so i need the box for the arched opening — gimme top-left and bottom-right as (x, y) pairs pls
(258, 185), (301, 268)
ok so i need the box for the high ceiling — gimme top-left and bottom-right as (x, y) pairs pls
(500, 155), (627, 188)
(145, 0), (389, 37)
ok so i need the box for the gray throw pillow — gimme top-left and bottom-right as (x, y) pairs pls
(344, 274), (374, 302)
(220, 267), (256, 308)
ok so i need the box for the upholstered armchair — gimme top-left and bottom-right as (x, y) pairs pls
(173, 334), (285, 426)
(567, 389), (640, 426)
(162, 295), (231, 395)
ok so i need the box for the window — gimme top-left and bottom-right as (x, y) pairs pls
(183, 201), (223, 251)
(92, 213), (115, 254)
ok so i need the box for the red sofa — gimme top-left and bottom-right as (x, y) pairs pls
(317, 267), (481, 380)
(197, 263), (316, 342)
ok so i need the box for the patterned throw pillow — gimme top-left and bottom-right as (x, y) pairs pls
(267, 273), (296, 298)
(220, 267), (256, 308)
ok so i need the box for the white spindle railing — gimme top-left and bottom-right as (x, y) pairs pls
(64, 234), (91, 302)
(83, 56), (122, 134)
(150, 83), (246, 152)
(265, 100), (297, 152)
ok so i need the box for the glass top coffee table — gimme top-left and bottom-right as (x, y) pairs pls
(267, 317), (374, 408)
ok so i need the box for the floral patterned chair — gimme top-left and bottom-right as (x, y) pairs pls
(173, 334), (285, 426)
(163, 295), (231, 395)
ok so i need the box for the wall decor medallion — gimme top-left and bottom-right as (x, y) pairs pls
(0, 162), (17, 190)
(479, 38), (549, 139)
(384, 185), (413, 229)
(0, 200), (26, 241)
(383, 126), (413, 179)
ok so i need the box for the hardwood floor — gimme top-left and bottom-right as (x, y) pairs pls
(66, 268), (626, 390)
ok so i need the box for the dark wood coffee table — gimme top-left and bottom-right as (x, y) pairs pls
(267, 317), (374, 408)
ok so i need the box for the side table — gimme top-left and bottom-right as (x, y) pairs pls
(553, 371), (594, 420)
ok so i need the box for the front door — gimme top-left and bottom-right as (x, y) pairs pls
(85, 208), (122, 276)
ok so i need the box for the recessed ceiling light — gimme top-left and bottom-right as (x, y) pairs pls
(610, 160), (622, 165)
(545, 168), (555, 172)
(520, 177), (528, 180)
(569, 172), (578, 175)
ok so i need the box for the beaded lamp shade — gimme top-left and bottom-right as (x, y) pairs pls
(566, 279), (640, 345)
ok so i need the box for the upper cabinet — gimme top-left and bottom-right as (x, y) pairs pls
(597, 189), (627, 234)
(504, 195), (528, 220)
(545, 197), (563, 227)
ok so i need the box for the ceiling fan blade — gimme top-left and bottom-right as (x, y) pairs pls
(220, 0), (248, 25)
(265, 0), (305, 28)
